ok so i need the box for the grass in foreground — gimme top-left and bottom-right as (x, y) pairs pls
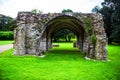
(0, 40), (13, 45)
(0, 42), (120, 80)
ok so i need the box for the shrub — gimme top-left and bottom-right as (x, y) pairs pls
(0, 31), (13, 40)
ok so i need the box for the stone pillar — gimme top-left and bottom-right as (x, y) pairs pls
(92, 14), (108, 60)
(38, 30), (47, 52)
(76, 35), (82, 49)
(48, 38), (52, 49)
(83, 34), (89, 53)
(95, 34), (108, 60)
(46, 30), (51, 51)
(14, 24), (26, 55)
(39, 39), (47, 51)
(78, 36), (83, 50)
(25, 23), (41, 55)
(15, 12), (44, 55)
(87, 38), (95, 58)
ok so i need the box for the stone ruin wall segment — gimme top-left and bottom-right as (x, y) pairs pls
(14, 12), (108, 60)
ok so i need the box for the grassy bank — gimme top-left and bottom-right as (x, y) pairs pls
(0, 42), (120, 80)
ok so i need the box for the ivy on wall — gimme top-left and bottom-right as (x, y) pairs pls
(82, 16), (92, 33)
(90, 34), (97, 44)
(82, 16), (97, 44)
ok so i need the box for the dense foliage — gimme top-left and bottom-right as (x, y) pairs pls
(31, 9), (43, 14)
(62, 9), (73, 13)
(53, 29), (75, 42)
(0, 31), (13, 40)
(0, 14), (16, 31)
(92, 0), (120, 43)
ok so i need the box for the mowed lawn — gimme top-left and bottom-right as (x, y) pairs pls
(0, 42), (120, 80)
(0, 40), (13, 45)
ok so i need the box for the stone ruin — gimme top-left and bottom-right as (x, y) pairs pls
(14, 12), (108, 60)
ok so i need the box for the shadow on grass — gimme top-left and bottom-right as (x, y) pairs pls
(44, 47), (86, 61)
(0, 70), (3, 80)
(53, 41), (74, 43)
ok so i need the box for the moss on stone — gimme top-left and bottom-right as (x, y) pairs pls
(82, 17), (92, 33)
(42, 19), (47, 24)
(90, 35), (97, 44)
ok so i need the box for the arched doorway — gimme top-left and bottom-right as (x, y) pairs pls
(41, 15), (86, 52)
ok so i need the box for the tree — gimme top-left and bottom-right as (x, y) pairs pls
(110, 8), (120, 41)
(53, 29), (74, 42)
(0, 14), (16, 31)
(99, 6), (113, 43)
(91, 6), (101, 13)
(31, 9), (43, 14)
(62, 9), (73, 13)
(92, 0), (120, 43)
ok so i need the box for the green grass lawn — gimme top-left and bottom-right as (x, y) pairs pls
(0, 42), (120, 80)
(0, 40), (13, 45)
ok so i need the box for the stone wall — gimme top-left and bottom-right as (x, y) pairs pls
(14, 12), (108, 60)
(14, 24), (26, 55)
(92, 14), (108, 60)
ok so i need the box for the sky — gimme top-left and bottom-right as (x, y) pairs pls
(0, 0), (104, 18)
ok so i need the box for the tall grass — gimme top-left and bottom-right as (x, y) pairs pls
(0, 42), (120, 80)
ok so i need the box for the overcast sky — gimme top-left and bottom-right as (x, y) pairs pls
(0, 0), (104, 18)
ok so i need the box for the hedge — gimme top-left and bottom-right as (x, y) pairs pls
(0, 31), (14, 40)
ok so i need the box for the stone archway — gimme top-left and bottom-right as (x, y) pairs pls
(14, 12), (108, 60)
(43, 15), (86, 52)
